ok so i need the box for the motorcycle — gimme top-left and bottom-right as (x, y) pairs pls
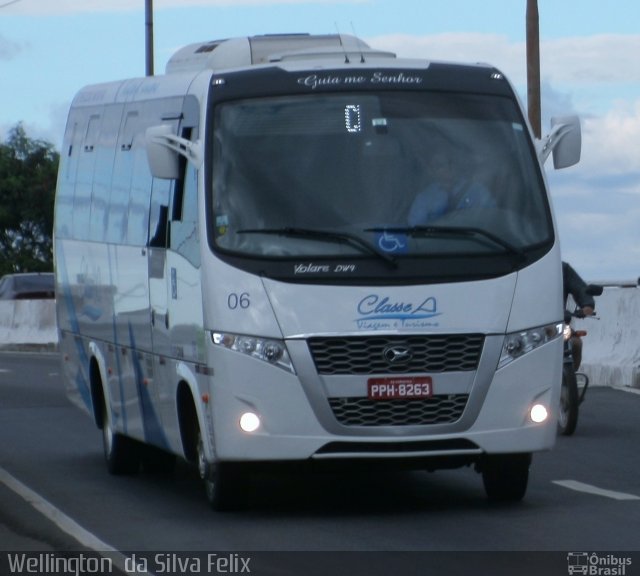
(557, 284), (603, 436)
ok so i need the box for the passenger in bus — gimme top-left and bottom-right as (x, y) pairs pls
(407, 152), (495, 226)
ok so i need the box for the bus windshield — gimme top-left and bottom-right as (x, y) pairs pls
(211, 91), (551, 263)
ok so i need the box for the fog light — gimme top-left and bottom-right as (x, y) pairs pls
(239, 412), (260, 433)
(530, 404), (548, 423)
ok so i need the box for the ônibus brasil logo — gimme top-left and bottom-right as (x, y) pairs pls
(567, 553), (632, 576)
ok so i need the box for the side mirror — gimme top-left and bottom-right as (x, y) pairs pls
(551, 116), (581, 169)
(537, 115), (581, 169)
(146, 125), (180, 179)
(145, 125), (202, 180)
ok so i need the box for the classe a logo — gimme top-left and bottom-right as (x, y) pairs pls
(383, 345), (413, 364)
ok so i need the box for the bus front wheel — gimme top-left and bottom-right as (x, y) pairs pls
(481, 453), (531, 502)
(196, 429), (243, 511)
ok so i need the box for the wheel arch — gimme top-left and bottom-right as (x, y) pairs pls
(175, 362), (209, 464)
(177, 380), (199, 462)
(88, 342), (109, 430)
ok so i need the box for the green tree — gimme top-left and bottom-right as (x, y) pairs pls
(0, 123), (59, 276)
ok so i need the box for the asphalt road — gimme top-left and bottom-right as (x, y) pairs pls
(0, 352), (639, 575)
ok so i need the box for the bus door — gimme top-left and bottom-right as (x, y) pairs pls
(148, 123), (203, 362)
(165, 137), (204, 365)
(148, 177), (172, 359)
(148, 97), (202, 364)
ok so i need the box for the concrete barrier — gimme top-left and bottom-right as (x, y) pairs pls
(0, 300), (58, 351)
(574, 284), (640, 389)
(0, 286), (638, 388)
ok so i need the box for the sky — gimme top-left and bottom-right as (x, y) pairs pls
(1, 0), (639, 282)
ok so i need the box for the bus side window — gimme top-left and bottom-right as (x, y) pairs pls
(148, 111), (180, 249)
(55, 117), (82, 239)
(149, 182), (170, 248)
(170, 159), (200, 267)
(90, 105), (121, 243)
(73, 113), (102, 240)
(106, 110), (141, 244)
(127, 118), (153, 246)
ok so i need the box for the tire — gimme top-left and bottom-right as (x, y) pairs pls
(558, 365), (579, 436)
(102, 401), (140, 475)
(481, 453), (531, 502)
(196, 429), (243, 512)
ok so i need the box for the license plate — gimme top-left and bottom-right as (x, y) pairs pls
(367, 376), (433, 400)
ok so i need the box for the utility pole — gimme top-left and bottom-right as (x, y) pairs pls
(526, 0), (541, 138)
(145, 0), (154, 76)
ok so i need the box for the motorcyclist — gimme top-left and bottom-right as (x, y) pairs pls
(562, 261), (595, 370)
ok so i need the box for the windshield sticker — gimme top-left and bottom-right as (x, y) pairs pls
(375, 231), (408, 254)
(216, 214), (229, 236)
(355, 294), (441, 330)
(297, 71), (423, 91)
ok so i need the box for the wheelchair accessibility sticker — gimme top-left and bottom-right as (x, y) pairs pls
(375, 231), (408, 254)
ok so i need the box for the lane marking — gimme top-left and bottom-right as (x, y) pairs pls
(0, 466), (152, 576)
(553, 479), (640, 501)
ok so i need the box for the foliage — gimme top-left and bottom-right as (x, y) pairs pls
(0, 123), (59, 276)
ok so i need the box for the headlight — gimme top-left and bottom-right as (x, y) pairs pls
(563, 323), (572, 342)
(497, 323), (563, 369)
(211, 332), (296, 374)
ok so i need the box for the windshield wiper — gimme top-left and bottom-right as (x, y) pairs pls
(237, 227), (397, 268)
(366, 225), (526, 260)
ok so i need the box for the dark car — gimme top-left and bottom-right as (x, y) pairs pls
(0, 273), (55, 300)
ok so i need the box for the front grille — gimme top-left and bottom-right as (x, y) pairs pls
(308, 334), (484, 375)
(329, 394), (468, 426)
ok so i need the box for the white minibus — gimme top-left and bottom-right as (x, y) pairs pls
(54, 34), (581, 509)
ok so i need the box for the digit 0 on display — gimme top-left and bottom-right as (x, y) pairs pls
(344, 104), (362, 133)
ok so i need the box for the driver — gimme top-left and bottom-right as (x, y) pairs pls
(408, 152), (494, 226)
